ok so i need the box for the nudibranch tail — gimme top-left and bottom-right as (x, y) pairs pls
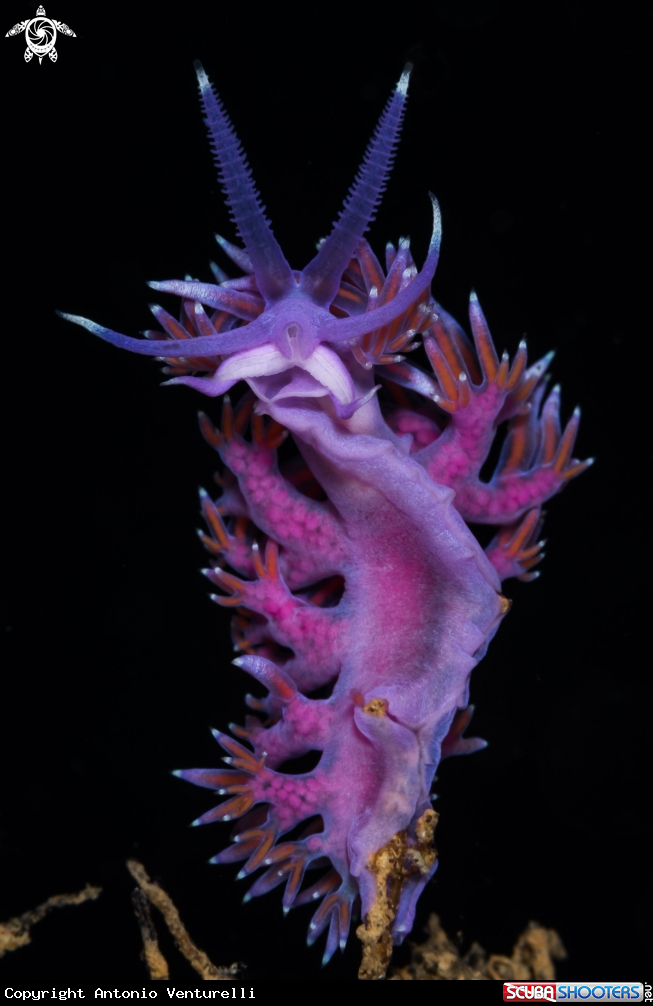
(63, 63), (590, 971)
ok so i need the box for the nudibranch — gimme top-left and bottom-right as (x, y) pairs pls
(61, 62), (591, 975)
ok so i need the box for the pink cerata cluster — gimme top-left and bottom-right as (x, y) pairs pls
(61, 62), (591, 971)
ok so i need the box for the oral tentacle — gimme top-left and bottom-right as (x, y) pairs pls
(58, 309), (271, 359)
(322, 194), (441, 344)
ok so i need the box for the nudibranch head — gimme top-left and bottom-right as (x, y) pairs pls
(60, 61), (441, 422)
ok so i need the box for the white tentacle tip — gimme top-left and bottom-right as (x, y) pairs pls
(194, 61), (209, 89)
(397, 63), (412, 96)
(427, 193), (442, 251)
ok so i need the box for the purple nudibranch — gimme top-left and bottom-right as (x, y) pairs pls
(61, 62), (591, 968)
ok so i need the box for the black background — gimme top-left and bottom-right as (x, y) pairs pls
(2, 0), (650, 983)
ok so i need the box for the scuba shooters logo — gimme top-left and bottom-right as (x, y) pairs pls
(503, 984), (645, 1002)
(5, 5), (76, 64)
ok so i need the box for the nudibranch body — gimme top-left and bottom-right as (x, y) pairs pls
(62, 62), (590, 970)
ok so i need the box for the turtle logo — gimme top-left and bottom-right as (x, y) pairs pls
(5, 5), (76, 64)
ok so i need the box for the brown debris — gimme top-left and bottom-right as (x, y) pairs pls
(0, 883), (102, 958)
(389, 913), (567, 980)
(0, 858), (566, 981)
(127, 859), (238, 980)
(363, 697), (389, 716)
(357, 809), (438, 980)
(131, 888), (170, 980)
